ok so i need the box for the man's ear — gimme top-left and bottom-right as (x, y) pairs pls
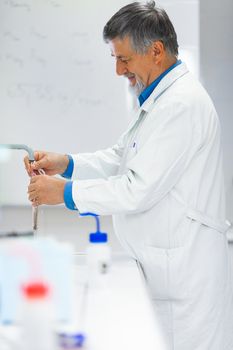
(152, 41), (165, 63)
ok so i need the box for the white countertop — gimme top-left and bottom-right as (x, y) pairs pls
(0, 252), (166, 350)
(72, 252), (166, 350)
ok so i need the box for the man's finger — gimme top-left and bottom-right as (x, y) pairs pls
(32, 198), (40, 207)
(28, 183), (37, 192)
(24, 156), (31, 174)
(28, 191), (37, 202)
(31, 159), (45, 171)
(30, 175), (41, 184)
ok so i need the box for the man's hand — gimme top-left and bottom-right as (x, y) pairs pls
(28, 175), (66, 206)
(24, 151), (69, 177)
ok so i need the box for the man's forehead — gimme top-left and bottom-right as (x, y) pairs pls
(109, 36), (134, 56)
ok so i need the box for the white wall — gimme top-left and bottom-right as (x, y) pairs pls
(159, 0), (200, 77)
(0, 0), (130, 205)
(200, 0), (233, 223)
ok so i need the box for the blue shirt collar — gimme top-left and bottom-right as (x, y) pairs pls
(138, 59), (182, 106)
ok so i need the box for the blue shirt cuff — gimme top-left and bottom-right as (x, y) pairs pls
(61, 155), (74, 179)
(64, 181), (77, 210)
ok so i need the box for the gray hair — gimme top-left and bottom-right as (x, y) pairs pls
(103, 1), (178, 57)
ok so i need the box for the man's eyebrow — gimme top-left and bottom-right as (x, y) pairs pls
(111, 53), (126, 59)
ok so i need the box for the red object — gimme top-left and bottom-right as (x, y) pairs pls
(22, 282), (49, 299)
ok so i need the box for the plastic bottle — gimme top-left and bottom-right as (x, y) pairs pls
(81, 213), (111, 288)
(19, 281), (57, 350)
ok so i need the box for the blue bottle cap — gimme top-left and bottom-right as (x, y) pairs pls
(79, 212), (108, 244)
(89, 232), (108, 243)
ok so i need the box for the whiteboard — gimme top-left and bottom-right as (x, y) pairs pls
(0, 0), (199, 205)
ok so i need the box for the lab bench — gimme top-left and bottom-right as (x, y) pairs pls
(0, 252), (166, 350)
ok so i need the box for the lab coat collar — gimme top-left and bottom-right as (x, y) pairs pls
(123, 63), (189, 136)
(140, 62), (189, 113)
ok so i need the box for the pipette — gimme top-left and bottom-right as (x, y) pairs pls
(0, 144), (34, 162)
(0, 144), (38, 235)
(31, 168), (45, 235)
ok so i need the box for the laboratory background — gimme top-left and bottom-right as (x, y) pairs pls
(0, 0), (233, 348)
(0, 0), (232, 252)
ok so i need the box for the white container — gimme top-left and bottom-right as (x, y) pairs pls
(19, 281), (57, 350)
(86, 232), (111, 288)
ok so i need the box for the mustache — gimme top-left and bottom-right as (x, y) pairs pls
(124, 73), (135, 79)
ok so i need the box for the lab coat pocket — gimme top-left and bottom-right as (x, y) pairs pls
(143, 245), (189, 301)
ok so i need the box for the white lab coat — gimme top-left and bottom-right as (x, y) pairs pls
(71, 62), (233, 349)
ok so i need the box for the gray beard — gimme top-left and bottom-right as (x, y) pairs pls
(128, 79), (145, 97)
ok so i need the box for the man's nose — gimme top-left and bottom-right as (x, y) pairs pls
(116, 60), (127, 76)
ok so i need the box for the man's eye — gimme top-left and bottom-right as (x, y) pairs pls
(120, 59), (129, 64)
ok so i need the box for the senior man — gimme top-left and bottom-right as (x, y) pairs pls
(25, 2), (233, 349)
